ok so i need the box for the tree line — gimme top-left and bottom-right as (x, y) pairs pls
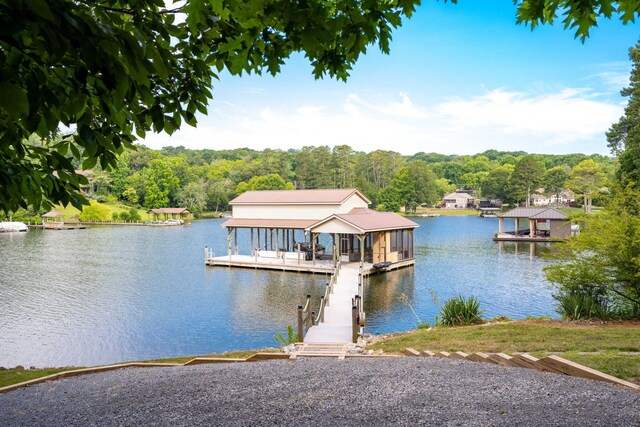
(55, 144), (612, 216)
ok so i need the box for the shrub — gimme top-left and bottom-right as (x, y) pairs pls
(127, 207), (141, 222)
(79, 201), (112, 222)
(111, 212), (121, 221)
(438, 295), (484, 326)
(554, 292), (610, 320)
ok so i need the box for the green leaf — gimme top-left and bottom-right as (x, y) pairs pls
(0, 83), (29, 118)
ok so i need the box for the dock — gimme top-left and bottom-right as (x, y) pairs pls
(205, 250), (415, 276)
(303, 263), (360, 343)
(205, 251), (414, 344)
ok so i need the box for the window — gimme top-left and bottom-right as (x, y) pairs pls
(390, 231), (397, 252)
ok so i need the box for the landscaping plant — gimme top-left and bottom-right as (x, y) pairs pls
(438, 295), (484, 326)
(273, 325), (297, 347)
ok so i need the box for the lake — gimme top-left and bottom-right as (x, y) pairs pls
(0, 216), (555, 367)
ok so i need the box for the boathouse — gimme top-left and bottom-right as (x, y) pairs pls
(494, 207), (571, 242)
(207, 189), (418, 274)
(41, 210), (65, 229)
(146, 208), (192, 223)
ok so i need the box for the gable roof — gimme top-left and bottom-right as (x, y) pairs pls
(443, 192), (475, 200)
(147, 208), (191, 214)
(42, 210), (64, 218)
(230, 189), (370, 205)
(499, 207), (567, 220)
(308, 208), (418, 233)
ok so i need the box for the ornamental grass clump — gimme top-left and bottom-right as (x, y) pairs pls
(437, 295), (484, 326)
(554, 292), (610, 320)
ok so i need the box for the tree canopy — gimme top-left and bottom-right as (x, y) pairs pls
(1, 0), (636, 213)
(0, 0), (418, 213)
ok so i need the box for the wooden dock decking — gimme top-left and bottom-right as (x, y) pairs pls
(303, 263), (361, 343)
(205, 253), (415, 344)
(205, 252), (415, 276)
(205, 254), (337, 274)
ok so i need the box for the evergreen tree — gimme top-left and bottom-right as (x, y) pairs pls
(510, 155), (545, 207)
(607, 41), (640, 188)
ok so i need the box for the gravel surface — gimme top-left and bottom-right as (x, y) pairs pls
(1, 357), (638, 426)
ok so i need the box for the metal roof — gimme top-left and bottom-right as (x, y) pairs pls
(41, 210), (64, 217)
(443, 192), (475, 200)
(222, 218), (318, 229)
(229, 189), (370, 205)
(308, 208), (419, 233)
(499, 207), (568, 220)
(146, 208), (191, 214)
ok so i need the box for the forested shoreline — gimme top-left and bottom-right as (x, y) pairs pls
(15, 144), (611, 218)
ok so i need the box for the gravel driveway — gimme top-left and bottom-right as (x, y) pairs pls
(1, 357), (638, 426)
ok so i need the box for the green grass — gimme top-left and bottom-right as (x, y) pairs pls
(51, 202), (147, 222)
(0, 368), (73, 388)
(369, 319), (640, 383)
(558, 352), (640, 385)
(559, 206), (603, 216)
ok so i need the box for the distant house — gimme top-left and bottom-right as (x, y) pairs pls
(530, 188), (575, 207)
(530, 190), (551, 207)
(495, 207), (572, 241)
(442, 192), (475, 209)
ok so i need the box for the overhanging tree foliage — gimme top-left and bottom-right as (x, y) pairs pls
(0, 0), (419, 213)
(1, 0), (636, 213)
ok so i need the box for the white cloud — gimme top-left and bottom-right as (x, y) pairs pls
(141, 88), (622, 155)
(587, 61), (631, 91)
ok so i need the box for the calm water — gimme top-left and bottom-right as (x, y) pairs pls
(0, 217), (555, 367)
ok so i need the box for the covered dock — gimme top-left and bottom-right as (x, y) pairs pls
(206, 189), (418, 273)
(494, 207), (571, 242)
(146, 208), (191, 224)
(205, 188), (418, 344)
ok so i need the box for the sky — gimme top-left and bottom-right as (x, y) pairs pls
(143, 2), (640, 156)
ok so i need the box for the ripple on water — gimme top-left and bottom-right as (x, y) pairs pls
(0, 217), (555, 366)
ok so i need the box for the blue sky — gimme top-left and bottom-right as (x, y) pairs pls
(144, 2), (640, 155)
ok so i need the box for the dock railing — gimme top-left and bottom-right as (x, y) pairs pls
(352, 263), (366, 343)
(297, 295), (314, 342)
(297, 259), (340, 342)
(204, 246), (215, 262)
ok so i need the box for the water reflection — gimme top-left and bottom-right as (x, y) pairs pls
(364, 216), (556, 334)
(0, 216), (556, 367)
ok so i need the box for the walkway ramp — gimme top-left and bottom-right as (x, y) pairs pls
(303, 263), (360, 343)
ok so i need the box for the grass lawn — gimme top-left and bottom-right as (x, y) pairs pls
(369, 319), (640, 384)
(559, 206), (603, 216)
(0, 368), (72, 388)
(52, 202), (147, 222)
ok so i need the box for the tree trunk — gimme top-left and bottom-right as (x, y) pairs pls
(584, 195), (588, 214)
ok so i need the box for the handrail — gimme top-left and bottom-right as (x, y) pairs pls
(297, 260), (341, 342)
(204, 246), (215, 261)
(297, 294), (313, 342)
(351, 263), (366, 343)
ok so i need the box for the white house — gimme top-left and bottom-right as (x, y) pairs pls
(442, 192), (475, 209)
(530, 188), (575, 207)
